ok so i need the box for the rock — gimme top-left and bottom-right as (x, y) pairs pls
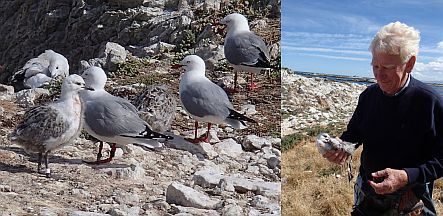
(0, 84), (14, 95)
(68, 211), (111, 216)
(222, 204), (243, 216)
(250, 195), (270, 208)
(213, 139), (243, 158)
(113, 191), (140, 205)
(268, 42), (280, 60)
(100, 161), (145, 180)
(39, 208), (58, 216)
(108, 205), (140, 216)
(218, 178), (235, 192)
(98, 42), (127, 72)
(267, 156), (280, 169)
(242, 135), (272, 150)
(240, 104), (257, 115)
(79, 60), (91, 73)
(13, 88), (50, 106)
(151, 200), (170, 211)
(193, 169), (224, 188)
(170, 205), (220, 216)
(228, 177), (280, 197)
(166, 181), (220, 209)
(106, 0), (145, 9)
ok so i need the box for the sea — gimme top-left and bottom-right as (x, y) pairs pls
(292, 71), (443, 97)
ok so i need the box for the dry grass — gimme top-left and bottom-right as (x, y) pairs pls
(282, 124), (443, 215)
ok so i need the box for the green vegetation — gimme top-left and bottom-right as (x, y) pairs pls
(111, 57), (152, 78)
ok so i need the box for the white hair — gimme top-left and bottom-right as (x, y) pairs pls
(370, 21), (420, 63)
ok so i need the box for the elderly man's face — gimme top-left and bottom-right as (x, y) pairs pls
(371, 52), (415, 96)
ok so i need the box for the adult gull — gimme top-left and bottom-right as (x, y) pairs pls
(10, 50), (69, 89)
(9, 74), (89, 177)
(174, 55), (256, 143)
(80, 66), (173, 164)
(218, 13), (271, 93)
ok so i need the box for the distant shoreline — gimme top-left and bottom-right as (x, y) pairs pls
(285, 68), (443, 88)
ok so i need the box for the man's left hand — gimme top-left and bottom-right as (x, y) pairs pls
(368, 168), (408, 194)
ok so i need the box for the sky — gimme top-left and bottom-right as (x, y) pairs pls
(282, 0), (443, 82)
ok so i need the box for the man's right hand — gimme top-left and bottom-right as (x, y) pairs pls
(323, 149), (349, 165)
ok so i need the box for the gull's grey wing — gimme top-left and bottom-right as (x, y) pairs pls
(14, 106), (69, 143)
(84, 98), (147, 137)
(9, 55), (50, 85)
(180, 80), (232, 118)
(224, 32), (271, 67)
(110, 94), (139, 114)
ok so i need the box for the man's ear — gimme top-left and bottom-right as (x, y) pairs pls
(405, 56), (416, 74)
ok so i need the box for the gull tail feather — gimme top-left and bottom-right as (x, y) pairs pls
(225, 108), (257, 129)
(120, 125), (173, 140)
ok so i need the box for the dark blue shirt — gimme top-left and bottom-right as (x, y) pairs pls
(341, 76), (443, 184)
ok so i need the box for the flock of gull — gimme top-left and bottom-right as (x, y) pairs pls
(6, 13), (272, 177)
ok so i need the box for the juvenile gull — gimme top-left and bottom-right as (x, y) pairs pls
(9, 75), (88, 177)
(10, 50), (69, 89)
(132, 84), (177, 133)
(80, 66), (173, 164)
(316, 132), (357, 181)
(218, 13), (271, 93)
(174, 55), (257, 143)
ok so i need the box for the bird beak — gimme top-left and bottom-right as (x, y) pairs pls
(171, 64), (183, 69)
(82, 86), (95, 91)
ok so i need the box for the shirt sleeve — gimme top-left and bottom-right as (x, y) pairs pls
(405, 98), (443, 184)
(340, 91), (365, 146)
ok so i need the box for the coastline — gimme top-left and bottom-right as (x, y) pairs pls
(281, 68), (367, 137)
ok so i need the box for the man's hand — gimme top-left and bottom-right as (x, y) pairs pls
(368, 168), (408, 194)
(323, 149), (349, 165)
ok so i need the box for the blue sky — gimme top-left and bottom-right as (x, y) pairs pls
(282, 0), (443, 82)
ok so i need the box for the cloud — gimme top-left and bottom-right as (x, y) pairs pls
(282, 31), (372, 50)
(291, 52), (369, 61)
(413, 57), (443, 81)
(282, 45), (371, 56)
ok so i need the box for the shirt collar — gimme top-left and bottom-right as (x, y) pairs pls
(381, 74), (411, 97)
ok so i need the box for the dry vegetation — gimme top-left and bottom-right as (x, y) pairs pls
(282, 123), (443, 215)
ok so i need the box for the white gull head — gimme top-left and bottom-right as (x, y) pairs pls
(46, 50), (69, 78)
(180, 55), (206, 76)
(220, 13), (250, 34)
(81, 66), (107, 90)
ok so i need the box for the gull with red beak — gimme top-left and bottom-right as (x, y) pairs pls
(217, 13), (271, 93)
(80, 66), (173, 164)
(173, 55), (257, 143)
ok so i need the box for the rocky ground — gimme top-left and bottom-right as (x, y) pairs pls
(281, 68), (366, 137)
(0, 1), (281, 215)
(0, 63), (281, 216)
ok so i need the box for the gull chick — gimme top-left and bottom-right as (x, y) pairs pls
(316, 133), (357, 156)
(174, 55), (257, 143)
(10, 74), (88, 177)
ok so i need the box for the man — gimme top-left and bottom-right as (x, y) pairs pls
(323, 22), (443, 215)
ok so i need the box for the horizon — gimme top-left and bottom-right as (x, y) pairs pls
(282, 0), (443, 82)
(283, 67), (443, 85)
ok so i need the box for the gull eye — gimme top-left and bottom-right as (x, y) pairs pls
(187, 61), (191, 63)
(56, 66), (59, 70)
